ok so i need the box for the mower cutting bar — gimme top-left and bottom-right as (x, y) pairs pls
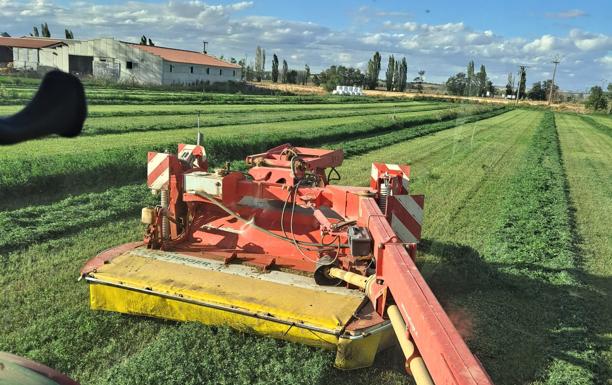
(359, 197), (493, 385)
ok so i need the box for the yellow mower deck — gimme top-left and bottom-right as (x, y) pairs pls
(84, 247), (394, 369)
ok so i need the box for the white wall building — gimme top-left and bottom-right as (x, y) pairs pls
(0, 37), (241, 85)
(0, 37), (65, 70)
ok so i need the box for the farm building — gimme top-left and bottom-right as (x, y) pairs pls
(0, 37), (241, 85)
(0, 37), (66, 70)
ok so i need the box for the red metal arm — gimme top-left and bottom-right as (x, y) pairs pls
(359, 197), (493, 385)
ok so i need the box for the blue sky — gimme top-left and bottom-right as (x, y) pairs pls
(2, 0), (611, 90)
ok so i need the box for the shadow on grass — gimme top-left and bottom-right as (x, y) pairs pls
(416, 238), (610, 385)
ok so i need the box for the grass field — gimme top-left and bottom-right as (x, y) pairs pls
(0, 86), (609, 385)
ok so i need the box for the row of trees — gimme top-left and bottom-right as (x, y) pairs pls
(505, 66), (527, 98)
(366, 51), (408, 91)
(446, 61), (495, 97)
(139, 35), (155, 46)
(249, 46), (311, 85)
(384, 56), (408, 91)
(30, 23), (75, 39)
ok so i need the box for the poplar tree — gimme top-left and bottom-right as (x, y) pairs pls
(398, 57), (408, 92)
(466, 60), (475, 96)
(518, 66), (527, 99)
(271, 54), (279, 82)
(385, 55), (395, 91)
(281, 59), (288, 83)
(366, 51), (381, 89)
(506, 72), (514, 96)
(255, 46), (265, 82)
(477, 65), (487, 96)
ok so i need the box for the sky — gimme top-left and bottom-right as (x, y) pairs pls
(1, 0), (610, 91)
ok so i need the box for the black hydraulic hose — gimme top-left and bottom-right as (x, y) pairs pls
(0, 70), (86, 145)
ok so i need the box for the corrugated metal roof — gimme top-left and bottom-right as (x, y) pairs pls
(132, 44), (241, 69)
(0, 37), (65, 49)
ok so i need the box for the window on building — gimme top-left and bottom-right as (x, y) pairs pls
(126, 61), (133, 69)
(190, 66), (194, 73)
(169, 64), (173, 72)
(219, 69), (223, 76)
(206, 68), (210, 75)
(233, 70), (236, 77)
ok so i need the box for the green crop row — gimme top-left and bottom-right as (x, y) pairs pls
(0, 105), (495, 202)
(485, 112), (602, 384)
(0, 107), (507, 247)
(0, 108), (522, 385)
(0, 86), (410, 105)
(579, 115), (612, 138)
(0, 185), (155, 256)
(79, 104), (451, 136)
(0, 101), (438, 118)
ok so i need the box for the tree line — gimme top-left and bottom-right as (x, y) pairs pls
(29, 22), (75, 39)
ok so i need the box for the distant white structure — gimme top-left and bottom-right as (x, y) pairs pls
(332, 85), (363, 96)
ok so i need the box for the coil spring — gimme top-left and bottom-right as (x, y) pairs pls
(160, 189), (170, 240)
(379, 180), (390, 214)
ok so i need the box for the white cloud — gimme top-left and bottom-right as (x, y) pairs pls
(545, 9), (588, 19)
(0, 0), (609, 90)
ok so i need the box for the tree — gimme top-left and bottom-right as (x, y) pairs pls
(317, 65), (366, 91)
(32, 26), (40, 37)
(518, 66), (527, 99)
(477, 65), (487, 97)
(385, 55), (395, 91)
(64, 29), (74, 39)
(0, 32), (10, 37)
(466, 60), (475, 96)
(585, 86), (608, 111)
(238, 59), (246, 80)
(41, 23), (50, 37)
(148, 38), (154, 46)
(397, 57), (408, 91)
(254, 46), (265, 82)
(486, 80), (496, 97)
(413, 70), (425, 93)
(281, 59), (288, 84)
(287, 70), (298, 84)
(527, 82), (546, 100)
(446, 72), (467, 96)
(245, 65), (254, 81)
(271, 54), (279, 83)
(366, 51), (381, 89)
(140, 35), (147, 45)
(505, 73), (514, 97)
(304, 64), (310, 85)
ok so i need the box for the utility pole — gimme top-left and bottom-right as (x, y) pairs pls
(548, 56), (560, 106)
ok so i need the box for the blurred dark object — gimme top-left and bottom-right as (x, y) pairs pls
(0, 70), (86, 145)
(0, 352), (80, 385)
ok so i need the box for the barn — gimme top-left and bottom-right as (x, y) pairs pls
(0, 37), (65, 70)
(0, 37), (241, 85)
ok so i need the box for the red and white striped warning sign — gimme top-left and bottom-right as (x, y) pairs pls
(370, 162), (411, 194)
(178, 143), (206, 167)
(147, 152), (171, 190)
(387, 194), (424, 243)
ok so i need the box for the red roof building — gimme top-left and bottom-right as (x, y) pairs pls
(132, 44), (240, 69)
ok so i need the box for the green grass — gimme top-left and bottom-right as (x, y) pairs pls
(0, 104), (495, 203)
(555, 113), (612, 383)
(334, 110), (607, 385)
(1, 88), (608, 385)
(0, 101), (439, 117)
